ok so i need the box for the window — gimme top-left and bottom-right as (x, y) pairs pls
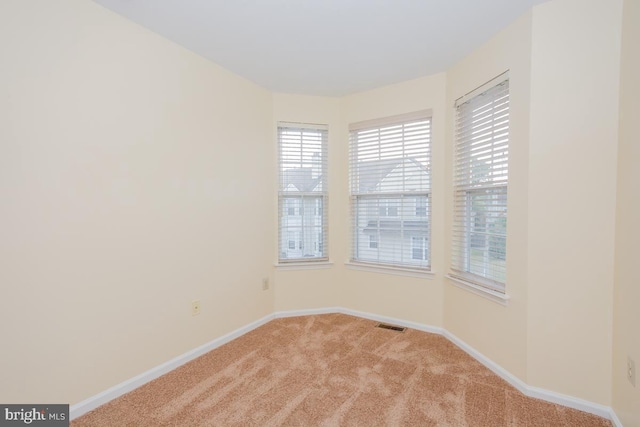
(278, 123), (328, 262)
(349, 111), (431, 269)
(412, 237), (428, 260)
(378, 200), (399, 217)
(286, 199), (298, 216)
(415, 196), (427, 217)
(315, 200), (322, 217)
(451, 73), (509, 292)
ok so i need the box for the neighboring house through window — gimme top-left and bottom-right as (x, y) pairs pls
(278, 123), (328, 262)
(349, 111), (432, 269)
(415, 196), (427, 217)
(412, 237), (428, 260)
(451, 72), (509, 292)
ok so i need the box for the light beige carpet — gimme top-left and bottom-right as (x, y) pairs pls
(72, 313), (612, 426)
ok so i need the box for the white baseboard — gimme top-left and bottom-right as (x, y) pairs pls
(289, 307), (620, 424)
(609, 408), (624, 427)
(273, 307), (340, 318)
(71, 307), (622, 425)
(524, 385), (612, 420)
(336, 307), (444, 335)
(442, 329), (529, 396)
(443, 330), (613, 420)
(70, 312), (275, 420)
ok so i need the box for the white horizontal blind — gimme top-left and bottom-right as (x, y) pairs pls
(349, 111), (431, 269)
(452, 76), (509, 291)
(278, 123), (328, 262)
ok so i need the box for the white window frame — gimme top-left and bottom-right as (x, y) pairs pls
(278, 122), (328, 263)
(349, 110), (432, 271)
(450, 72), (509, 294)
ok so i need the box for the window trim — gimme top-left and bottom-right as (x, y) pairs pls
(446, 274), (510, 305)
(451, 72), (509, 293)
(345, 261), (435, 279)
(348, 110), (432, 272)
(277, 122), (329, 264)
(275, 260), (334, 271)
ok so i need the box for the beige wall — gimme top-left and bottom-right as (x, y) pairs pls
(444, 11), (532, 382)
(1, 0), (633, 416)
(527, 0), (621, 405)
(273, 2), (631, 412)
(272, 94), (343, 312)
(0, 0), (275, 405)
(272, 76), (447, 327)
(340, 74), (447, 326)
(445, 0), (624, 406)
(613, 0), (640, 424)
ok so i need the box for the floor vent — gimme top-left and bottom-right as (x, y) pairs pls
(376, 323), (406, 332)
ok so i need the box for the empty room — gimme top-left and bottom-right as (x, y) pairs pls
(1, 0), (638, 426)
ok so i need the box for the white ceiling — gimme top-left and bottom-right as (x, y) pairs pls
(92, 0), (547, 96)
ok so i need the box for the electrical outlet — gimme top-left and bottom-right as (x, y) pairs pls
(192, 300), (201, 316)
(262, 277), (269, 291)
(628, 356), (636, 387)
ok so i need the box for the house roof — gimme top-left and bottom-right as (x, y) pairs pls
(281, 157), (429, 193)
(357, 157), (429, 193)
(282, 167), (323, 193)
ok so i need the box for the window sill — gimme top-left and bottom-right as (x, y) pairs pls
(446, 274), (510, 306)
(345, 261), (435, 279)
(275, 261), (334, 271)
